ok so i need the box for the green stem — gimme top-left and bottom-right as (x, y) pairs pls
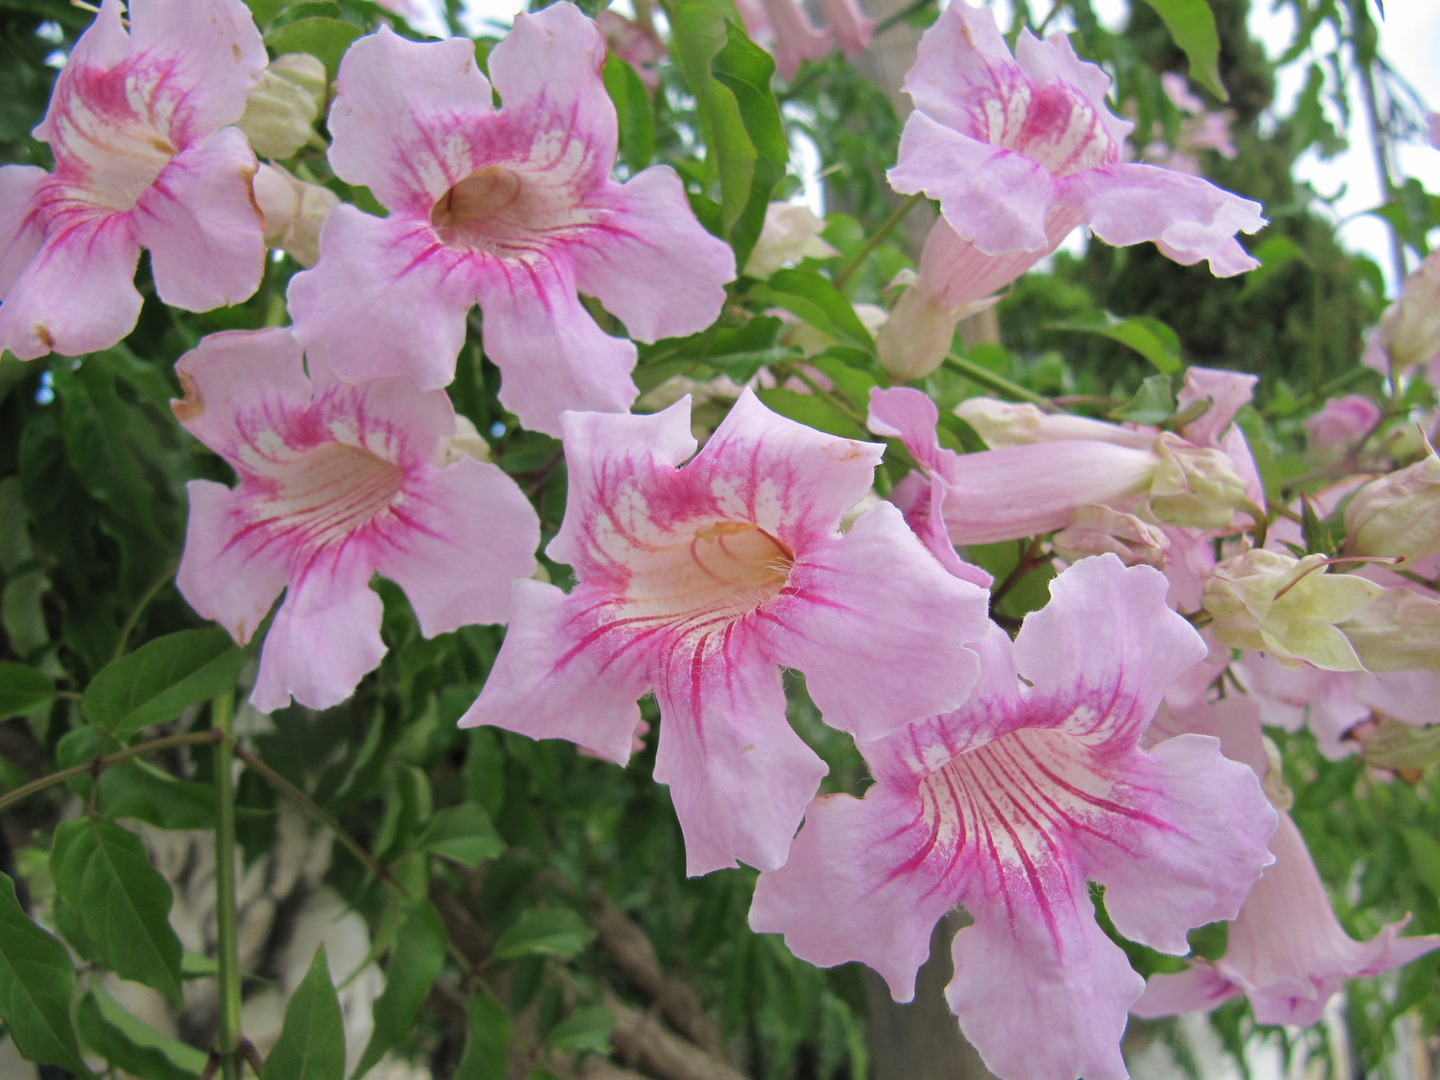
(0, 729), (223, 814)
(834, 193), (925, 290)
(942, 354), (1054, 410)
(212, 693), (242, 1080)
(110, 560), (179, 663)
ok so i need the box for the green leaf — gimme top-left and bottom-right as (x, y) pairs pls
(97, 761), (217, 830)
(77, 993), (197, 1080)
(264, 16), (363, 79)
(0, 662), (54, 720)
(711, 19), (788, 265)
(453, 995), (511, 1080)
(352, 900), (448, 1080)
(90, 984), (209, 1072)
(1403, 828), (1440, 898)
(422, 803), (504, 869)
(83, 627), (245, 738)
(751, 269), (874, 349)
(1049, 313), (1182, 374)
(603, 55), (655, 173)
(0, 873), (93, 1077)
(1111, 374), (1176, 425)
(1239, 235), (1305, 298)
(546, 1005), (614, 1053)
(494, 908), (596, 961)
(51, 819), (185, 1007)
(1139, 0), (1226, 102)
(263, 948), (346, 1080)
(754, 388), (868, 441)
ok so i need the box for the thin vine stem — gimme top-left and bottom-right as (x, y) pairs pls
(874, 0), (936, 36)
(833, 192), (925, 289)
(942, 354), (1055, 410)
(110, 560), (179, 663)
(0, 729), (223, 814)
(212, 692), (243, 1080)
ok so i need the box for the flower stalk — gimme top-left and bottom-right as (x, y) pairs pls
(212, 691), (243, 1080)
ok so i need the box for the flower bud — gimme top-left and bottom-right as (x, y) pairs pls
(441, 415), (491, 465)
(1343, 447), (1440, 561)
(1374, 251), (1440, 374)
(1146, 433), (1249, 528)
(253, 163), (339, 268)
(954, 398), (1152, 449)
(1052, 504), (1170, 568)
(237, 53), (327, 159)
(875, 283), (968, 381)
(1338, 587), (1440, 674)
(1203, 549), (1384, 671)
(744, 203), (839, 278)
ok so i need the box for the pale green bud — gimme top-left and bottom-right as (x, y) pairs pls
(743, 203), (839, 278)
(1344, 447), (1440, 561)
(1146, 433), (1250, 528)
(1376, 251), (1440, 373)
(1203, 549), (1384, 671)
(238, 53), (327, 159)
(253, 163), (339, 268)
(953, 398), (1152, 449)
(442, 415), (492, 465)
(1338, 587), (1440, 674)
(1051, 504), (1170, 568)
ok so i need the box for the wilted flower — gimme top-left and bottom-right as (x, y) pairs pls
(888, 1), (1263, 278)
(1147, 433), (1250, 528)
(287, 3), (735, 436)
(0, 0), (267, 360)
(752, 556), (1276, 1080)
(460, 390), (991, 875)
(1203, 549), (1384, 671)
(1053, 504), (1170, 568)
(253, 164), (339, 268)
(173, 327), (540, 712)
(1339, 586), (1440, 675)
(236, 53), (327, 160)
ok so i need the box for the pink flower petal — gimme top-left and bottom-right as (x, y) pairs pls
(0, 214), (141, 360)
(815, 0), (873, 56)
(1060, 164), (1264, 276)
(327, 28), (494, 213)
(1132, 966), (1240, 1017)
(765, 501), (989, 740)
(373, 456), (540, 633)
(760, 0), (831, 79)
(653, 638), (827, 875)
(1176, 366), (1257, 445)
(251, 547), (387, 713)
(131, 127), (263, 311)
(1013, 29), (1133, 149)
(0, 165), (47, 297)
(171, 326), (314, 459)
(177, 479), (289, 645)
(287, 207), (473, 391)
(567, 165), (734, 343)
(889, 113), (1056, 254)
(899, 0), (1027, 137)
(477, 256), (639, 436)
(749, 787), (961, 1001)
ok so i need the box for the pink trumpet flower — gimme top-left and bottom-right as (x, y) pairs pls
(750, 555), (1277, 1080)
(460, 389), (991, 875)
(888, 0), (1264, 277)
(0, 0), (267, 360)
(173, 327), (540, 713)
(286, 3), (735, 437)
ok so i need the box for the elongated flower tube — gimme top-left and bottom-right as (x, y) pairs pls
(0, 0), (267, 360)
(286, 3), (735, 437)
(174, 328), (540, 713)
(750, 555), (1277, 1080)
(888, 0), (1263, 277)
(460, 389), (991, 875)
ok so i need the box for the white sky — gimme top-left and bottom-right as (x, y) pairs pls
(425, 0), (1439, 296)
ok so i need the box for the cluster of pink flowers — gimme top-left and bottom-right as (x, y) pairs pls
(4, 1), (1438, 1077)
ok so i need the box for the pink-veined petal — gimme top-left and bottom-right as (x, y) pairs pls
(0, 213), (140, 360)
(1012, 29), (1132, 148)
(250, 546), (387, 713)
(478, 254), (639, 436)
(890, 113), (1056, 254)
(177, 479), (288, 645)
(458, 579), (652, 765)
(764, 501), (990, 740)
(1176, 366), (1257, 446)
(171, 326), (313, 458)
(899, 0), (1026, 137)
(749, 787), (960, 1002)
(0, 165), (47, 297)
(567, 165), (734, 342)
(1089, 734), (1276, 955)
(1060, 164), (1264, 277)
(652, 637), (827, 874)
(327, 28), (494, 212)
(866, 386), (957, 479)
(948, 877), (1141, 1080)
(1014, 555), (1206, 745)
(131, 127), (263, 311)
(287, 206), (474, 390)
(486, 3), (617, 170)
(373, 456), (540, 634)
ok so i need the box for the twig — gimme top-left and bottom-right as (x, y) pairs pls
(874, 0), (936, 36)
(834, 193), (925, 290)
(110, 560), (179, 663)
(0, 729), (224, 813)
(990, 536), (1047, 608)
(942, 355), (1054, 410)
